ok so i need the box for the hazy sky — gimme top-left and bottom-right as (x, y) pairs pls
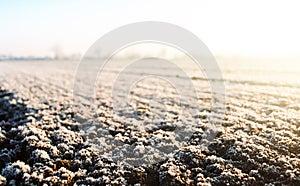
(1, 0), (299, 57)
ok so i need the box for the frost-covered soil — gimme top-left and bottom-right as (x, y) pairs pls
(0, 60), (299, 185)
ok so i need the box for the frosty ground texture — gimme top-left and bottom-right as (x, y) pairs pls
(0, 60), (299, 185)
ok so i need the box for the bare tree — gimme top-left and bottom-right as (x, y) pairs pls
(51, 45), (64, 60)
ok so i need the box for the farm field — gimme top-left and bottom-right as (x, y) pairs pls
(0, 59), (299, 185)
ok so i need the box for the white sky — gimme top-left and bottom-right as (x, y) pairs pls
(0, 0), (300, 57)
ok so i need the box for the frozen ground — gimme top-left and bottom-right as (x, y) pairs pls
(0, 59), (299, 185)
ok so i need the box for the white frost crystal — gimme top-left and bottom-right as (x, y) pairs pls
(2, 161), (30, 178)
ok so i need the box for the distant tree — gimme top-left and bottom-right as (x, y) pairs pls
(51, 45), (64, 60)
